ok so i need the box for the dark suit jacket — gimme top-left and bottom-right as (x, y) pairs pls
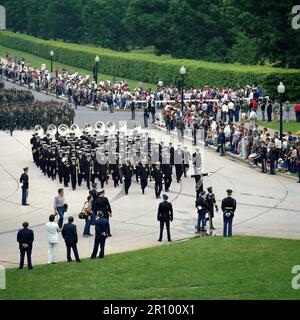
(17, 228), (34, 250)
(94, 196), (112, 217)
(95, 218), (109, 238)
(62, 223), (78, 244)
(157, 201), (173, 221)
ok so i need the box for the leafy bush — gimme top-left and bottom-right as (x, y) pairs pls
(1, 31), (299, 100)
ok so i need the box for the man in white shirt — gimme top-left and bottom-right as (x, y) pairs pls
(221, 103), (229, 122)
(46, 214), (60, 264)
(249, 109), (258, 127)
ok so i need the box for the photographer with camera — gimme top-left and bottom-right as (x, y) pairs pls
(221, 189), (236, 237)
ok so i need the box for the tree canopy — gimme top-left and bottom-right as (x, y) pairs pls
(1, 0), (299, 67)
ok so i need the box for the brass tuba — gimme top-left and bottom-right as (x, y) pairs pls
(69, 124), (80, 136)
(95, 121), (105, 134)
(58, 124), (70, 136)
(106, 121), (115, 133)
(47, 124), (57, 137)
(83, 123), (93, 134)
(34, 124), (44, 137)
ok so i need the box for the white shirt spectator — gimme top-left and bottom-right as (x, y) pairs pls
(46, 221), (60, 243)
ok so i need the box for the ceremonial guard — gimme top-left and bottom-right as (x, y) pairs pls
(20, 167), (29, 206)
(205, 186), (218, 231)
(195, 190), (207, 235)
(70, 157), (78, 190)
(221, 189), (237, 237)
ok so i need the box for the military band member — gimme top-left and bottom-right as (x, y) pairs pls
(221, 189), (237, 237)
(183, 146), (190, 178)
(174, 145), (183, 183)
(63, 159), (70, 188)
(122, 160), (132, 195)
(152, 162), (163, 199)
(70, 157), (78, 190)
(138, 161), (148, 194)
(162, 161), (172, 192)
(49, 147), (57, 180)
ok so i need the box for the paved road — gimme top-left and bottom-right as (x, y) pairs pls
(0, 79), (299, 269)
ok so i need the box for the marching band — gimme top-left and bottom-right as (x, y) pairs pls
(30, 121), (204, 196)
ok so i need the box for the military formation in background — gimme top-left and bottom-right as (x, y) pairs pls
(0, 81), (75, 135)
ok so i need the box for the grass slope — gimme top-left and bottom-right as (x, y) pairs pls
(0, 44), (156, 90)
(258, 120), (300, 135)
(0, 236), (300, 300)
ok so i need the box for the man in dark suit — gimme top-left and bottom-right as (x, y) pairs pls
(91, 212), (109, 260)
(17, 222), (34, 270)
(157, 194), (173, 242)
(20, 167), (29, 206)
(61, 216), (81, 262)
(94, 190), (112, 236)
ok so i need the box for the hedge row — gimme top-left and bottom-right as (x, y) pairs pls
(1, 31), (300, 100)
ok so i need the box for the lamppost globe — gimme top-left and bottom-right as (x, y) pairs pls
(158, 80), (163, 87)
(180, 66), (186, 75)
(277, 82), (285, 94)
(50, 50), (54, 57)
(95, 55), (100, 63)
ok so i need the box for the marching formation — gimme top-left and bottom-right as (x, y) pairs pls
(29, 122), (204, 198)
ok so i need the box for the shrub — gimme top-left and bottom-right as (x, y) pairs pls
(1, 31), (299, 100)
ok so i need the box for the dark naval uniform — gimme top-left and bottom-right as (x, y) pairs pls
(221, 192), (236, 237)
(152, 166), (163, 199)
(157, 197), (173, 242)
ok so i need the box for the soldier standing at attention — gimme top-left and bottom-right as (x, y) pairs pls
(157, 194), (173, 242)
(20, 167), (29, 206)
(221, 189), (237, 237)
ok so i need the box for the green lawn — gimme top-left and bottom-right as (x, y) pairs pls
(259, 120), (300, 135)
(0, 44), (156, 90)
(1, 236), (300, 300)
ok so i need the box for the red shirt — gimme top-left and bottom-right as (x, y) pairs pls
(294, 104), (300, 112)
